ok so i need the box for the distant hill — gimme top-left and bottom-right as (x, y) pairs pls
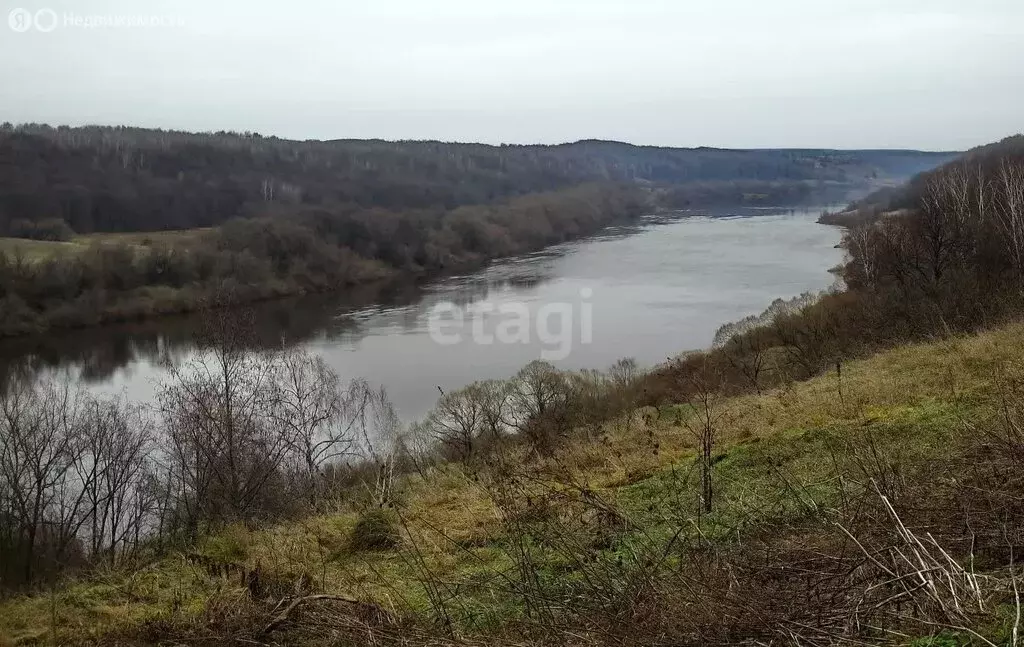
(0, 123), (957, 235)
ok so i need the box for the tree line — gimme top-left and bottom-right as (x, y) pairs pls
(0, 183), (644, 336)
(0, 123), (952, 236)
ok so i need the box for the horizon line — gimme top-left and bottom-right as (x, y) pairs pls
(0, 120), (974, 154)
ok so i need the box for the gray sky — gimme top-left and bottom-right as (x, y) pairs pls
(1, 0), (1021, 150)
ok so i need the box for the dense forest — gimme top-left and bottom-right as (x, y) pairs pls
(0, 124), (954, 235)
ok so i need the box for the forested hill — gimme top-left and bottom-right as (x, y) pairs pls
(838, 134), (1024, 218)
(0, 123), (956, 235)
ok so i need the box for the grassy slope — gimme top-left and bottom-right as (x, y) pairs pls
(2, 323), (1023, 645)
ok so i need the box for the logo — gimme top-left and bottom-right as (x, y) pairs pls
(7, 8), (32, 32)
(8, 7), (58, 32)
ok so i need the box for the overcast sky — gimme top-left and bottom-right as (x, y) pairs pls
(1, 0), (1021, 150)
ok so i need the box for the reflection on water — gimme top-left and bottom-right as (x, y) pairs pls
(0, 206), (843, 422)
(0, 280), (429, 384)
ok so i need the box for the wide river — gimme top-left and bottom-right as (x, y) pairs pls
(0, 206), (844, 422)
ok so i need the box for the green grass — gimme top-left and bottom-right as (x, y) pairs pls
(3, 322), (1024, 644)
(617, 397), (965, 542)
(0, 229), (212, 263)
(0, 237), (80, 261)
(77, 229), (212, 247)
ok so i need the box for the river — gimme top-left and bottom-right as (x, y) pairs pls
(0, 206), (844, 422)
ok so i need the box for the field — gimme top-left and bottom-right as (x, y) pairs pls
(0, 229), (212, 262)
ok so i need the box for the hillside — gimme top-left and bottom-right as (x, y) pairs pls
(2, 321), (1023, 646)
(824, 134), (1024, 224)
(0, 124), (956, 236)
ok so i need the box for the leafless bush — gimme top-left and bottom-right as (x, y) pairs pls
(969, 363), (1024, 464)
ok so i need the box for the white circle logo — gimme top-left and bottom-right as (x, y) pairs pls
(8, 8), (32, 32)
(33, 8), (57, 32)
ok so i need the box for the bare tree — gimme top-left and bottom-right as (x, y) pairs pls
(508, 361), (566, 425)
(0, 376), (166, 590)
(994, 159), (1024, 279)
(477, 379), (512, 446)
(0, 379), (93, 586)
(914, 165), (978, 292)
(721, 329), (770, 394)
(680, 359), (728, 514)
(608, 357), (640, 388)
(271, 349), (360, 497)
(427, 384), (488, 461)
(507, 361), (575, 453)
(75, 396), (154, 567)
(845, 222), (881, 291)
(158, 322), (289, 528)
(358, 386), (402, 507)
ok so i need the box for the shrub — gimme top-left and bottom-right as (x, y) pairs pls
(8, 217), (75, 241)
(348, 508), (400, 551)
(198, 528), (249, 563)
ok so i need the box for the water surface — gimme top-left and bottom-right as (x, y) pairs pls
(0, 207), (843, 421)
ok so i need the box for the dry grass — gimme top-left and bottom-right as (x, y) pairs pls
(0, 237), (80, 262)
(0, 229), (213, 263)
(3, 322), (1024, 645)
(76, 229), (213, 247)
